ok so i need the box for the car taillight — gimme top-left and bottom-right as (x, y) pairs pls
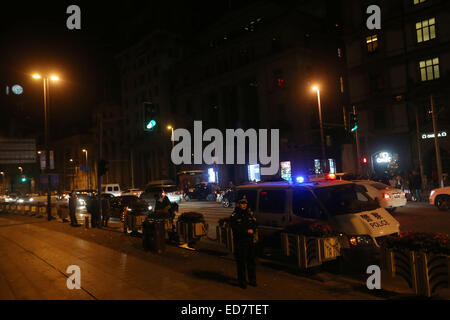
(326, 173), (336, 180)
(383, 193), (390, 199)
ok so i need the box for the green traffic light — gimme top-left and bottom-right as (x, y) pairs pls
(21, 177), (27, 182)
(146, 120), (156, 130)
(351, 125), (358, 132)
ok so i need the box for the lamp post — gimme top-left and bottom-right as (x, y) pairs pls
(32, 73), (59, 220)
(0, 172), (5, 194)
(312, 85), (327, 173)
(82, 149), (89, 190)
(167, 125), (176, 180)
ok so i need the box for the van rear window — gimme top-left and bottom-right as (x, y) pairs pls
(259, 190), (286, 214)
(313, 184), (378, 216)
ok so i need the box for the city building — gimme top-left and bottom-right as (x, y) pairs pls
(341, 0), (450, 184)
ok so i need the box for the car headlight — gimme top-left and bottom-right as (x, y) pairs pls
(29, 198), (34, 202)
(430, 190), (435, 197)
(18, 199), (24, 203)
(127, 208), (132, 212)
(348, 235), (374, 247)
(148, 206), (153, 211)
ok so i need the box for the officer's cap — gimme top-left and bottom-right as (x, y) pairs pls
(238, 198), (248, 204)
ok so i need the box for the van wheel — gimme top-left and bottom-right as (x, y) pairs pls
(223, 199), (230, 208)
(436, 195), (450, 211)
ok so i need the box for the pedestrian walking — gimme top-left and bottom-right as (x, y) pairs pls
(101, 196), (111, 227)
(68, 192), (80, 227)
(409, 170), (423, 202)
(229, 198), (257, 289)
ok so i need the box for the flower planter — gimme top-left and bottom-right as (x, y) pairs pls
(382, 248), (450, 297)
(176, 221), (208, 244)
(281, 233), (341, 269)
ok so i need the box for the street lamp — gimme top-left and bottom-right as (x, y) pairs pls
(312, 85), (327, 173)
(82, 149), (89, 190)
(167, 125), (176, 180)
(0, 172), (5, 194)
(167, 125), (174, 149)
(32, 73), (59, 220)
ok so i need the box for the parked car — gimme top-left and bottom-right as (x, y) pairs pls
(140, 180), (183, 209)
(353, 180), (407, 213)
(5, 193), (20, 203)
(429, 186), (450, 211)
(121, 199), (152, 234)
(101, 184), (121, 197)
(235, 178), (400, 253)
(185, 182), (217, 201)
(121, 188), (144, 197)
(16, 194), (35, 204)
(110, 195), (142, 219)
(74, 189), (96, 207)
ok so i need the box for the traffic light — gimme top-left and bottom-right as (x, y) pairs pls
(361, 157), (368, 165)
(349, 111), (358, 132)
(143, 102), (158, 131)
(21, 176), (27, 182)
(98, 159), (109, 176)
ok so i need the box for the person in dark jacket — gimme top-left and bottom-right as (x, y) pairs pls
(68, 192), (80, 227)
(155, 191), (171, 212)
(87, 196), (100, 228)
(229, 198), (257, 289)
(101, 196), (111, 227)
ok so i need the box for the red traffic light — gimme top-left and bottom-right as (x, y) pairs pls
(361, 157), (368, 164)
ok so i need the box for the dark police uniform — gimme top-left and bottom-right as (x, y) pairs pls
(229, 200), (257, 289)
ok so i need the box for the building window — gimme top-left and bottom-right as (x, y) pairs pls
(337, 48), (343, 59)
(416, 18), (436, 43)
(414, 0), (426, 4)
(420, 58), (440, 81)
(366, 35), (378, 53)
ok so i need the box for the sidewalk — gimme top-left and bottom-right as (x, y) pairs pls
(1, 211), (449, 300)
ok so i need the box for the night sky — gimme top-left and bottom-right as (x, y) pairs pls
(0, 0), (259, 142)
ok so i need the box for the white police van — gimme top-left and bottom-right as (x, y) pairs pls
(235, 174), (400, 250)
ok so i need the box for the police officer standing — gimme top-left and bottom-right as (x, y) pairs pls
(229, 198), (257, 289)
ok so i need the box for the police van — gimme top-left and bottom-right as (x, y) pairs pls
(235, 174), (400, 249)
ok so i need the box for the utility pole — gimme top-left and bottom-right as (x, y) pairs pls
(430, 95), (444, 188)
(97, 112), (103, 222)
(415, 106), (426, 187)
(353, 105), (361, 176)
(130, 149), (135, 188)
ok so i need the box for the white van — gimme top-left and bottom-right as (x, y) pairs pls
(235, 179), (400, 250)
(101, 184), (121, 197)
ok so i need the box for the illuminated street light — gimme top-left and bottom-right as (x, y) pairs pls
(82, 149), (90, 190)
(311, 84), (326, 173)
(32, 73), (60, 220)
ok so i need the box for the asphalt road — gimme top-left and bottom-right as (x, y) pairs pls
(178, 200), (450, 235)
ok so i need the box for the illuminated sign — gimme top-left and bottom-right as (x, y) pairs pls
(208, 168), (217, 183)
(280, 161), (292, 182)
(421, 131), (447, 139)
(248, 164), (261, 182)
(375, 152), (392, 164)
